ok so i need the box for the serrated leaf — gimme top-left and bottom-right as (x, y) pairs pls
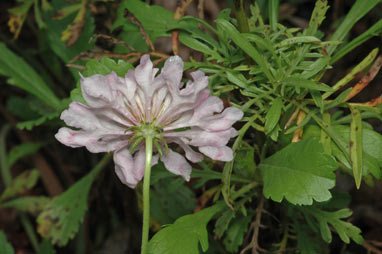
(223, 214), (252, 252)
(0, 230), (14, 254)
(0, 196), (50, 216)
(37, 154), (110, 246)
(148, 203), (224, 254)
(283, 77), (333, 92)
(120, 0), (175, 40)
(8, 142), (44, 168)
(0, 43), (60, 109)
(265, 97), (283, 134)
(349, 106), (363, 189)
(83, 57), (134, 77)
(16, 110), (61, 130)
(260, 138), (337, 205)
(0, 169), (39, 202)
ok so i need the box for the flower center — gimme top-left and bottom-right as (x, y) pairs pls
(126, 123), (168, 156)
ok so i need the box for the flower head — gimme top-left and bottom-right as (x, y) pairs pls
(56, 55), (243, 188)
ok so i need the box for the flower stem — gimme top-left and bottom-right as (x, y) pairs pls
(141, 135), (153, 254)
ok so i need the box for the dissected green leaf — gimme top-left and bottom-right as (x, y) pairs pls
(0, 43), (61, 109)
(7, 142), (44, 168)
(349, 106), (363, 189)
(301, 207), (363, 244)
(260, 138), (337, 205)
(0, 196), (50, 216)
(37, 154), (110, 246)
(214, 209), (235, 238)
(265, 97), (283, 134)
(0, 230), (14, 254)
(0, 169), (40, 202)
(223, 214), (252, 252)
(216, 19), (274, 81)
(148, 203), (224, 254)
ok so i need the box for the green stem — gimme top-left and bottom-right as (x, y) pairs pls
(141, 135), (153, 254)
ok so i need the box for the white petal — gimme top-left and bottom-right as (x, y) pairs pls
(199, 146), (233, 161)
(192, 96), (223, 120)
(161, 149), (192, 181)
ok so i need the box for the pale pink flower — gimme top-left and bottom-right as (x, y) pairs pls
(55, 55), (243, 188)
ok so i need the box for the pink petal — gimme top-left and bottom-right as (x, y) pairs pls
(81, 73), (118, 107)
(199, 146), (233, 161)
(197, 107), (243, 131)
(161, 149), (192, 181)
(164, 127), (234, 147)
(55, 128), (128, 153)
(192, 96), (223, 120)
(171, 139), (204, 163)
(114, 148), (141, 188)
(161, 56), (184, 88)
(60, 102), (99, 131)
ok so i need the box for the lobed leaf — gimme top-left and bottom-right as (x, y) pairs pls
(148, 203), (224, 254)
(260, 138), (337, 205)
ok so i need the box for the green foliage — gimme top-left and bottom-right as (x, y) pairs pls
(7, 142), (44, 168)
(304, 125), (382, 180)
(37, 154), (111, 246)
(0, 169), (40, 202)
(37, 239), (56, 254)
(151, 177), (196, 225)
(223, 214), (252, 252)
(42, 0), (95, 64)
(148, 203), (224, 254)
(0, 43), (61, 109)
(260, 138), (337, 205)
(83, 57), (134, 77)
(0, 230), (14, 254)
(300, 207), (363, 244)
(0, 196), (50, 216)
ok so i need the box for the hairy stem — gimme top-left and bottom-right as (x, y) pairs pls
(141, 135), (153, 254)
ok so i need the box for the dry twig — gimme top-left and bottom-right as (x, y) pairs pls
(172, 0), (193, 55)
(127, 14), (155, 52)
(240, 195), (266, 254)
